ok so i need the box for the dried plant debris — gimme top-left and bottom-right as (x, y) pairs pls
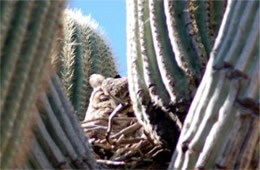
(81, 74), (172, 169)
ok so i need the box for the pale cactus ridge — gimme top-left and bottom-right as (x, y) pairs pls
(0, 1), (65, 168)
(126, 0), (225, 149)
(170, 0), (259, 169)
(52, 9), (118, 120)
(25, 74), (98, 169)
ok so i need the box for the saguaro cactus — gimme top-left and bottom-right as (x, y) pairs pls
(0, 1), (65, 168)
(126, 0), (225, 148)
(170, 0), (259, 169)
(23, 74), (99, 169)
(52, 9), (118, 120)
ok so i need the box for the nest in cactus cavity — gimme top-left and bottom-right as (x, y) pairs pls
(81, 113), (172, 169)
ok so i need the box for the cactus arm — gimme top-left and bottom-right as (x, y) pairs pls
(56, 10), (118, 120)
(150, 0), (190, 102)
(189, 0), (213, 57)
(126, 0), (140, 110)
(59, 15), (76, 100)
(1, 2), (66, 168)
(171, 0), (233, 167)
(127, 0), (183, 148)
(0, 0), (15, 53)
(127, 0), (147, 133)
(164, 0), (202, 85)
(30, 138), (55, 169)
(171, 0), (259, 169)
(213, 1), (247, 67)
(47, 79), (89, 161)
(51, 75), (98, 167)
(203, 51), (259, 167)
(70, 24), (84, 115)
(138, 0), (171, 109)
(184, 71), (230, 169)
(39, 93), (79, 162)
(195, 82), (238, 168)
(97, 35), (118, 77)
(34, 112), (67, 167)
(221, 3), (258, 67)
(184, 1), (207, 70)
(35, 76), (98, 169)
(51, 75), (93, 153)
(175, 2), (245, 147)
(80, 27), (93, 113)
(28, 144), (49, 169)
(0, 1), (33, 111)
(0, 0), (49, 160)
(207, 0), (227, 40)
(238, 47), (259, 101)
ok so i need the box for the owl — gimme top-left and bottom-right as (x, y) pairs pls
(83, 74), (133, 140)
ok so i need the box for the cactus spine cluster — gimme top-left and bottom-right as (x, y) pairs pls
(0, 1), (65, 168)
(52, 9), (118, 120)
(126, 0), (225, 148)
(171, 0), (259, 169)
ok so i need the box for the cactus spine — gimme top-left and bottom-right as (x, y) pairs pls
(0, 1), (65, 168)
(52, 9), (118, 120)
(170, 0), (259, 169)
(126, 0), (225, 148)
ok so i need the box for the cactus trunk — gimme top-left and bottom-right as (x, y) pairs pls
(126, 0), (225, 148)
(170, 0), (259, 169)
(0, 1), (65, 168)
(24, 74), (99, 169)
(52, 9), (118, 120)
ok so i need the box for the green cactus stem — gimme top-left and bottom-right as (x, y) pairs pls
(0, 1), (65, 168)
(170, 0), (259, 169)
(53, 9), (118, 120)
(126, 0), (226, 148)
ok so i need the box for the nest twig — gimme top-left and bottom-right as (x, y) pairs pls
(81, 116), (171, 169)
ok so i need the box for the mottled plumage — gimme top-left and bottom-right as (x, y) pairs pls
(83, 74), (133, 139)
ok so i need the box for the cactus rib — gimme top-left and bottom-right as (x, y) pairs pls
(1, 0), (49, 160)
(0, 1), (33, 112)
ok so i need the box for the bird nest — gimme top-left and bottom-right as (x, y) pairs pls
(81, 115), (172, 169)
(80, 74), (172, 169)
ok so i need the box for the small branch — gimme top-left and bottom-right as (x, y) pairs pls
(96, 159), (125, 166)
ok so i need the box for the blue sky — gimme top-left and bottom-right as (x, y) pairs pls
(68, 0), (127, 76)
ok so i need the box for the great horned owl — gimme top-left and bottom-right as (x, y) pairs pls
(83, 74), (133, 139)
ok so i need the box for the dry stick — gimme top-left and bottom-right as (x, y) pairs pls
(117, 138), (144, 145)
(82, 125), (107, 131)
(94, 143), (112, 151)
(81, 117), (135, 124)
(111, 122), (142, 139)
(96, 159), (125, 166)
(106, 103), (124, 142)
(114, 134), (125, 145)
(114, 140), (144, 161)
